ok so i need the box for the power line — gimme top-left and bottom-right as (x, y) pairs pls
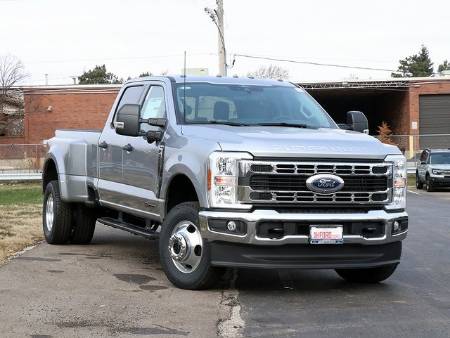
(233, 53), (399, 73)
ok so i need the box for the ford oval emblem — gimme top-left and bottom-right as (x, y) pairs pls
(306, 174), (344, 194)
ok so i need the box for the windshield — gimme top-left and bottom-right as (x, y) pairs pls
(430, 153), (450, 164)
(175, 83), (337, 129)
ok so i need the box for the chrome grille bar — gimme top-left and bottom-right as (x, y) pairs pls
(238, 160), (392, 205)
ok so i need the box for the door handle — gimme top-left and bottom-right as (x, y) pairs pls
(122, 144), (134, 152)
(99, 141), (108, 149)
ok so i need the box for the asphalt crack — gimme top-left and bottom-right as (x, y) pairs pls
(217, 269), (245, 337)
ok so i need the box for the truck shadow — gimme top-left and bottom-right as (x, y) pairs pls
(233, 268), (389, 293)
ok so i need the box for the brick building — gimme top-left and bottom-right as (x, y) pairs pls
(303, 77), (450, 155)
(0, 78), (449, 158)
(0, 85), (120, 145)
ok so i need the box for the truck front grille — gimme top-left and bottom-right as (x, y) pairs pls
(249, 174), (388, 192)
(238, 160), (392, 205)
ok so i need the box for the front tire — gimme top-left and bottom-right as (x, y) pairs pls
(159, 202), (221, 290)
(425, 175), (434, 192)
(335, 264), (398, 283)
(43, 181), (73, 244)
(415, 172), (423, 189)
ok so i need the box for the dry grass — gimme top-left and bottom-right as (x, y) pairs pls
(0, 203), (43, 263)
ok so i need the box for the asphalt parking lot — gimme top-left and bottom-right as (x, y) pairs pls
(0, 189), (449, 337)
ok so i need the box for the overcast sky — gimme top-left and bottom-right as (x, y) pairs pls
(1, 0), (449, 85)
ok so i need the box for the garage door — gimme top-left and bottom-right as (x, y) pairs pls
(419, 95), (450, 149)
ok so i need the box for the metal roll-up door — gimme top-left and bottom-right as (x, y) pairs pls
(419, 95), (450, 149)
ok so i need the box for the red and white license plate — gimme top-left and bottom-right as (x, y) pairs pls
(310, 225), (343, 244)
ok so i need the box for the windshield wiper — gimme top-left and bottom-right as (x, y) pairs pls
(251, 122), (317, 129)
(191, 121), (251, 126)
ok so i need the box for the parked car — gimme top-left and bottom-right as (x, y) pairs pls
(42, 76), (408, 289)
(416, 148), (450, 191)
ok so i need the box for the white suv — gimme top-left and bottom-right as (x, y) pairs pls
(416, 149), (450, 191)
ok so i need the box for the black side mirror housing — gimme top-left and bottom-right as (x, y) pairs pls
(115, 104), (141, 137)
(346, 111), (369, 134)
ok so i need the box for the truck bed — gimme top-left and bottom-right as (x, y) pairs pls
(49, 129), (101, 178)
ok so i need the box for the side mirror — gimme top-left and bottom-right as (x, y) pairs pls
(114, 104), (141, 137)
(346, 111), (369, 134)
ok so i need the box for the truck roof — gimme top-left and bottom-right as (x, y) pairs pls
(426, 148), (450, 153)
(127, 75), (295, 87)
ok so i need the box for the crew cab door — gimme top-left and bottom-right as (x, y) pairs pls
(98, 84), (146, 206)
(121, 83), (167, 218)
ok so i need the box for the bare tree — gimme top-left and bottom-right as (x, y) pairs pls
(0, 55), (27, 114)
(247, 64), (289, 80)
(0, 55), (27, 136)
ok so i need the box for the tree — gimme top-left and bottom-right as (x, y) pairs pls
(438, 60), (449, 73)
(377, 121), (395, 145)
(139, 72), (153, 77)
(247, 64), (289, 80)
(392, 45), (434, 77)
(0, 54), (27, 114)
(78, 65), (122, 84)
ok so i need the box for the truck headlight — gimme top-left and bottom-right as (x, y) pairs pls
(207, 152), (252, 208)
(385, 154), (407, 210)
(432, 169), (443, 175)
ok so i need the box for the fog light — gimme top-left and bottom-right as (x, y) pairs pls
(227, 221), (237, 232)
(393, 221), (400, 232)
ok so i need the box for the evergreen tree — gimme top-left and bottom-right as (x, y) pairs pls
(78, 65), (122, 84)
(392, 45), (434, 77)
(438, 60), (449, 73)
(377, 121), (395, 145)
(139, 72), (153, 77)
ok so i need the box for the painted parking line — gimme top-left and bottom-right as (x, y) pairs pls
(408, 189), (421, 195)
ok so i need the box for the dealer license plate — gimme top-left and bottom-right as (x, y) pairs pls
(310, 225), (343, 244)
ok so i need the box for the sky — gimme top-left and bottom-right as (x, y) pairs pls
(0, 0), (449, 85)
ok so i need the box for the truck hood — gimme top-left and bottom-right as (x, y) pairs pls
(181, 125), (400, 159)
(429, 164), (450, 170)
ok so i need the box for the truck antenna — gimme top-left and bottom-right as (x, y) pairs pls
(183, 51), (187, 123)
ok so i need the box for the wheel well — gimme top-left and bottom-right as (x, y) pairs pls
(166, 175), (199, 214)
(42, 159), (58, 192)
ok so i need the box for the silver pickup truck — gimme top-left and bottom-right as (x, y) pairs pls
(42, 76), (408, 289)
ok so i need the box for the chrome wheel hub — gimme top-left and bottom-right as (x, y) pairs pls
(45, 194), (54, 232)
(168, 221), (203, 274)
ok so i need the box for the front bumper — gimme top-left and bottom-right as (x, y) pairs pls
(209, 241), (402, 269)
(199, 209), (408, 245)
(429, 176), (450, 186)
(199, 209), (407, 269)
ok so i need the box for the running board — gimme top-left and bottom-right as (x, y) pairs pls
(97, 217), (159, 240)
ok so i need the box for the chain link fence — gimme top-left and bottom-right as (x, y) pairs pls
(0, 134), (449, 180)
(0, 144), (47, 181)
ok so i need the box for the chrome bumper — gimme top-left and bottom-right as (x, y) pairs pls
(199, 209), (408, 245)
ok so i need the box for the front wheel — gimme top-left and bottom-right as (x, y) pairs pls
(425, 176), (434, 192)
(335, 264), (398, 283)
(415, 173), (423, 189)
(159, 202), (222, 290)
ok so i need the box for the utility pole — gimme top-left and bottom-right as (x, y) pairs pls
(44, 74), (48, 86)
(216, 0), (226, 76)
(205, 0), (227, 76)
